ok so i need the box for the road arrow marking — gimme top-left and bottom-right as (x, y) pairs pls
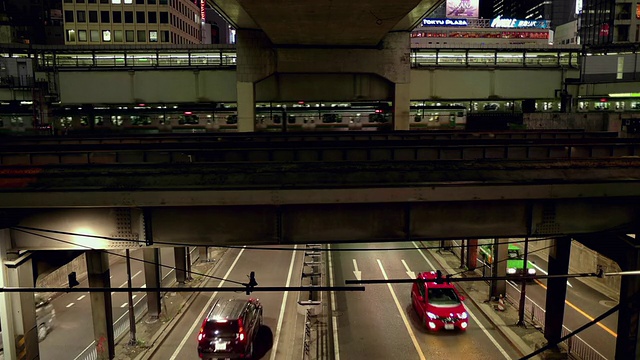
(401, 259), (416, 279)
(352, 259), (362, 281)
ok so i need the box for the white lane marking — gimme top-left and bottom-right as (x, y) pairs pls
(119, 270), (142, 288)
(401, 259), (416, 279)
(77, 295), (86, 301)
(269, 245), (298, 360)
(376, 259), (426, 360)
(462, 303), (512, 360)
(416, 244), (511, 360)
(328, 245), (340, 360)
(169, 248), (246, 360)
(531, 263), (572, 287)
(141, 284), (146, 288)
(66, 303), (74, 308)
(132, 295), (137, 299)
(352, 259), (362, 281)
(412, 241), (437, 269)
(131, 270), (142, 279)
(120, 303), (127, 308)
(73, 343), (94, 360)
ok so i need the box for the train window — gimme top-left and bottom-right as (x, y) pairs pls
(95, 116), (105, 126)
(80, 116), (89, 126)
(322, 114), (342, 123)
(178, 114), (199, 125)
(131, 115), (152, 126)
(632, 102), (640, 110)
(111, 115), (123, 126)
(287, 115), (296, 124)
(226, 115), (237, 124)
(272, 114), (281, 124)
(11, 117), (23, 126)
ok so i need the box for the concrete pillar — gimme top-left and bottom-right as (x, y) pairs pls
(489, 238), (508, 298)
(393, 82), (411, 130)
(616, 241), (640, 360)
(544, 237), (571, 346)
(0, 229), (17, 360)
(6, 253), (38, 360)
(237, 81), (255, 132)
(466, 239), (478, 270)
(143, 248), (162, 321)
(174, 247), (186, 284)
(86, 250), (115, 360)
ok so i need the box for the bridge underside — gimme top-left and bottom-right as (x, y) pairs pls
(7, 195), (640, 250)
(208, 0), (443, 46)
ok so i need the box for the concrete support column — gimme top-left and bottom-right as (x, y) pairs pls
(143, 248), (162, 321)
(393, 82), (411, 130)
(544, 237), (572, 346)
(6, 254), (38, 360)
(0, 229), (17, 360)
(237, 81), (256, 132)
(489, 238), (508, 298)
(616, 242), (640, 360)
(86, 250), (114, 360)
(466, 239), (478, 270)
(174, 247), (187, 284)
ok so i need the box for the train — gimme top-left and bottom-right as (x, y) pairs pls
(1, 97), (638, 135)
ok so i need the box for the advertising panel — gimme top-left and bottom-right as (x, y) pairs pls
(446, 0), (479, 18)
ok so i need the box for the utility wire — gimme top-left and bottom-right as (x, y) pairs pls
(12, 227), (247, 286)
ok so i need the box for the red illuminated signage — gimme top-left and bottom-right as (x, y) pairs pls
(201, 0), (205, 21)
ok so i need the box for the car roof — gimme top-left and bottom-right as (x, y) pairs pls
(417, 271), (457, 289)
(206, 298), (251, 321)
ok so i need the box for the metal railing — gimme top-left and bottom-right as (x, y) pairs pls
(504, 281), (609, 360)
(73, 270), (174, 360)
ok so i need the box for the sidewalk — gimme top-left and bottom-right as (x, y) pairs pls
(110, 247), (227, 360)
(426, 245), (568, 360)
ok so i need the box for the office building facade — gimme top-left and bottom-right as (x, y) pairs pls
(62, 0), (202, 45)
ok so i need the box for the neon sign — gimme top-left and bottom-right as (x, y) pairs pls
(490, 16), (550, 29)
(422, 18), (469, 27)
(200, 0), (205, 21)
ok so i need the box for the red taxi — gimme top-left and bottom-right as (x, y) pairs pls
(411, 271), (468, 331)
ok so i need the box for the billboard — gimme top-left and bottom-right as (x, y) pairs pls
(446, 0), (479, 18)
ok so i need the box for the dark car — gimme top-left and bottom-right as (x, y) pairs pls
(197, 298), (263, 359)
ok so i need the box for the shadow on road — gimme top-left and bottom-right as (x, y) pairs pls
(252, 325), (273, 359)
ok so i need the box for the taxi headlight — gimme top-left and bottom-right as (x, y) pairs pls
(507, 268), (517, 274)
(528, 268), (536, 275)
(426, 312), (438, 320)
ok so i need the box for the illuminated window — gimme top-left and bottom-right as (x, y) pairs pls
(90, 30), (99, 42)
(102, 30), (111, 42)
(112, 0), (121, 3)
(78, 30), (87, 41)
(125, 0), (132, 3)
(66, 29), (76, 42)
(149, 30), (158, 42)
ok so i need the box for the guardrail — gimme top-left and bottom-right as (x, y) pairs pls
(449, 240), (609, 360)
(504, 275), (609, 360)
(2, 138), (640, 165)
(73, 269), (174, 360)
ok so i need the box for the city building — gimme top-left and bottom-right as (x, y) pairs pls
(0, 0), (64, 45)
(578, 0), (640, 46)
(62, 0), (203, 45)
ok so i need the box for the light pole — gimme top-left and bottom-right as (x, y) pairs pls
(126, 249), (137, 345)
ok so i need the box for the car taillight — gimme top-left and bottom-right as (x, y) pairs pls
(237, 319), (245, 342)
(197, 319), (206, 342)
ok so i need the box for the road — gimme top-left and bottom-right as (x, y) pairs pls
(148, 245), (304, 360)
(39, 248), (176, 360)
(523, 254), (617, 360)
(330, 241), (521, 360)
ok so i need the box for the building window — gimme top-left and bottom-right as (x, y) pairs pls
(137, 30), (146, 42)
(112, 0), (121, 3)
(64, 0), (72, 3)
(125, 0), (132, 3)
(102, 30), (111, 41)
(90, 30), (99, 42)
(100, 0), (108, 3)
(148, 12), (157, 23)
(88, 0), (96, 2)
(124, 11), (133, 23)
(160, 12), (168, 23)
(136, 0), (144, 3)
(78, 30), (87, 41)
(66, 29), (76, 42)
(159, 0), (167, 4)
(76, 0), (85, 3)
(161, 30), (169, 42)
(136, 11), (145, 23)
(148, 0), (156, 4)
(113, 11), (122, 23)
(77, 11), (86, 23)
(126, 30), (135, 42)
(114, 30), (123, 42)
(101, 11), (110, 23)
(149, 30), (158, 42)
(64, 11), (74, 23)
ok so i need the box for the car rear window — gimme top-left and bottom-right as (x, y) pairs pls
(427, 288), (460, 305)
(204, 320), (239, 336)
